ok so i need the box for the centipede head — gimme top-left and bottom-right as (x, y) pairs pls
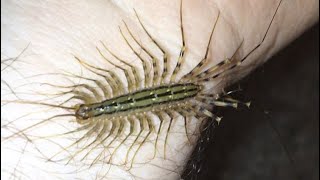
(75, 104), (91, 124)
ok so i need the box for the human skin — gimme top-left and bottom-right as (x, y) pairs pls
(1, 0), (318, 180)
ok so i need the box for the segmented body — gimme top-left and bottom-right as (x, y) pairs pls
(76, 83), (201, 121)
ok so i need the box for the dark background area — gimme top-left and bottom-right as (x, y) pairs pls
(183, 24), (319, 180)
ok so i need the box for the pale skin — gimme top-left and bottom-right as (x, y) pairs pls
(1, 0), (318, 180)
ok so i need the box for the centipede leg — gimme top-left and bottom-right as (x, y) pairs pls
(125, 116), (143, 166)
(81, 121), (113, 162)
(129, 115), (153, 169)
(199, 0), (283, 82)
(163, 110), (173, 159)
(134, 9), (169, 84)
(101, 41), (141, 91)
(170, 0), (186, 83)
(96, 47), (134, 93)
(122, 21), (159, 86)
(119, 26), (151, 88)
(109, 117), (134, 164)
(176, 107), (192, 144)
(181, 11), (220, 81)
(152, 111), (164, 159)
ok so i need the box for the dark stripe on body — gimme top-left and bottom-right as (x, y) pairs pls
(77, 83), (200, 119)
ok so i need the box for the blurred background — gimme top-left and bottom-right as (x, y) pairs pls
(183, 24), (319, 180)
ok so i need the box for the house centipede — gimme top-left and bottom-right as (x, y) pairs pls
(1, 0), (284, 177)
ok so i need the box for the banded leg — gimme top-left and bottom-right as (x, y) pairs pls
(40, 82), (97, 104)
(68, 121), (108, 163)
(81, 121), (113, 162)
(108, 118), (129, 164)
(189, 103), (222, 123)
(125, 116), (143, 165)
(152, 111), (164, 159)
(199, 0), (283, 82)
(176, 107), (192, 144)
(48, 120), (101, 163)
(195, 41), (243, 81)
(122, 21), (160, 86)
(54, 72), (111, 99)
(74, 56), (124, 96)
(163, 110), (174, 159)
(119, 26), (152, 88)
(130, 115), (153, 169)
(181, 11), (220, 81)
(90, 120), (121, 167)
(170, 0), (186, 83)
(101, 41), (141, 91)
(134, 9), (169, 84)
(196, 96), (238, 109)
(110, 117), (134, 165)
(96, 46), (134, 93)
(66, 120), (106, 164)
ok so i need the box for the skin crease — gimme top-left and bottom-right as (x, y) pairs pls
(1, 0), (318, 179)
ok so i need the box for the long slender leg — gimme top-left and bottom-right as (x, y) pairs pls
(109, 117), (134, 164)
(90, 120), (121, 167)
(199, 0), (283, 82)
(152, 111), (164, 159)
(100, 41), (141, 91)
(66, 120), (105, 164)
(81, 121), (113, 161)
(176, 107), (192, 144)
(122, 21), (159, 86)
(170, 0), (186, 83)
(119, 26), (151, 88)
(67, 121), (108, 163)
(194, 41), (243, 81)
(130, 115), (153, 169)
(196, 96), (238, 109)
(125, 116), (143, 165)
(47, 83), (101, 102)
(49, 120), (101, 163)
(163, 110), (174, 159)
(134, 9), (169, 84)
(3, 114), (75, 142)
(52, 72), (111, 99)
(39, 82), (97, 104)
(96, 46), (134, 93)
(74, 56), (124, 96)
(181, 11), (220, 81)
